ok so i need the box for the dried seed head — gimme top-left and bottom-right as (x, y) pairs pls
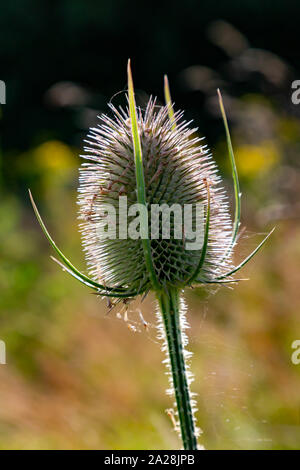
(78, 98), (233, 292)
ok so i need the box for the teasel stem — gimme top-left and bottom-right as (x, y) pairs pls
(157, 287), (198, 450)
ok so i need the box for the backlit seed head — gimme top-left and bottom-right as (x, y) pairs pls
(78, 99), (234, 292)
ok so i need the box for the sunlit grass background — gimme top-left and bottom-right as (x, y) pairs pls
(1, 1), (300, 449)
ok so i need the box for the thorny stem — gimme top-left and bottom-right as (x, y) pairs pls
(157, 287), (198, 450)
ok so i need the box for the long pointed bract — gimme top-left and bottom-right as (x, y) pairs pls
(29, 190), (126, 293)
(195, 278), (248, 285)
(214, 228), (275, 280)
(218, 89), (241, 258)
(164, 75), (176, 130)
(187, 180), (211, 284)
(51, 256), (144, 298)
(127, 60), (160, 290)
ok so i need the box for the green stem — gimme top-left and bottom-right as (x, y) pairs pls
(157, 287), (198, 450)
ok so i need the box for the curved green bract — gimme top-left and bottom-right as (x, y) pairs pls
(127, 60), (160, 290)
(195, 278), (247, 285)
(218, 89), (241, 259)
(51, 256), (145, 298)
(213, 228), (275, 281)
(29, 190), (127, 294)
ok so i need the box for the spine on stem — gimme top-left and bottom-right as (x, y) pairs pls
(156, 287), (200, 450)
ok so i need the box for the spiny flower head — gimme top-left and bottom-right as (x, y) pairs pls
(29, 61), (273, 302)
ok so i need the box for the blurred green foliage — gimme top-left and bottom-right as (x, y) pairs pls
(0, 0), (300, 450)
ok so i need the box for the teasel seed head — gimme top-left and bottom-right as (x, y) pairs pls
(78, 99), (233, 293)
